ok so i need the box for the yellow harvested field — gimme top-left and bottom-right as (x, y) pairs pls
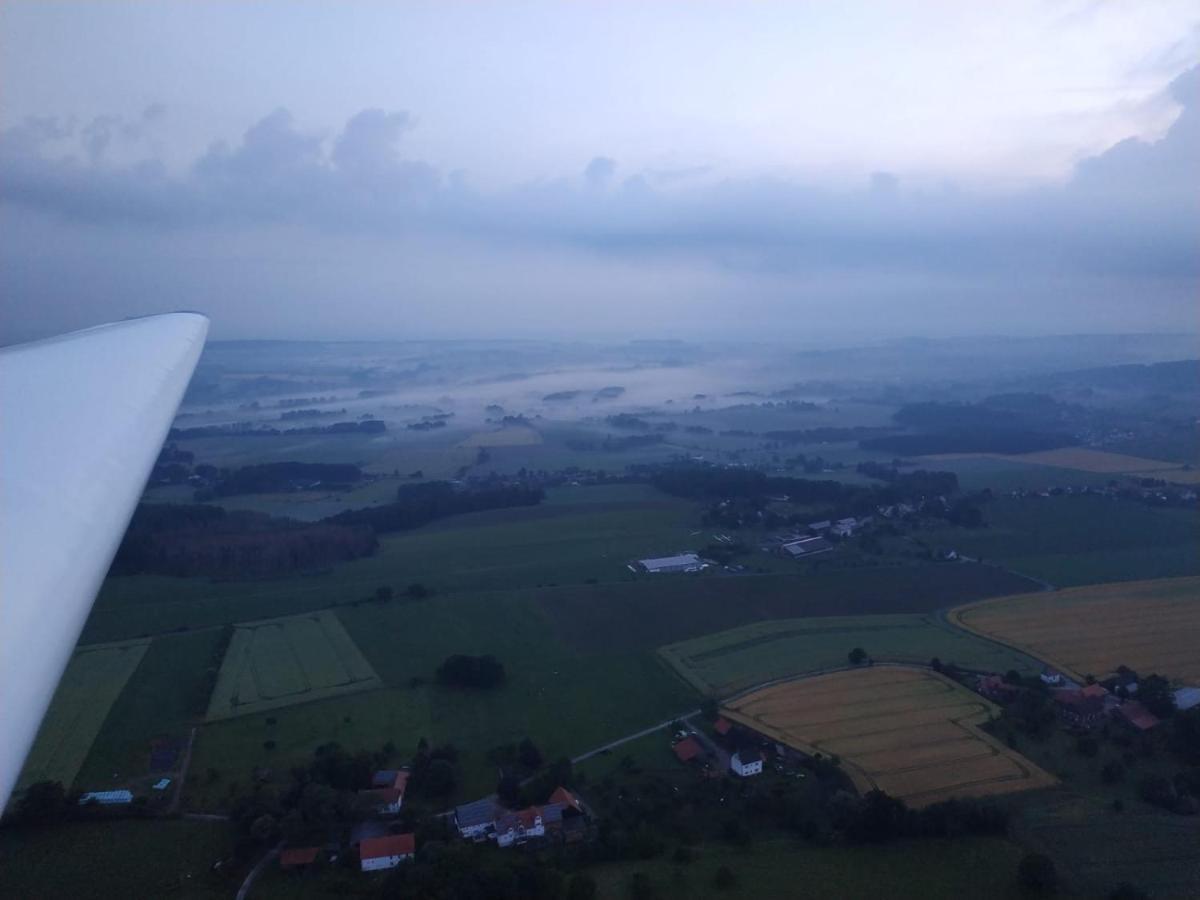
(1011, 447), (1181, 473)
(458, 426), (543, 448)
(919, 446), (1185, 474)
(949, 577), (1200, 683)
(723, 666), (1055, 807)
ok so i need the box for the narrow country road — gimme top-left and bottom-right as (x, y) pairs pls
(570, 709), (700, 764)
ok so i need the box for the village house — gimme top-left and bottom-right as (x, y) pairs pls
(494, 808), (545, 848)
(730, 748), (764, 777)
(1115, 700), (1161, 732)
(831, 517), (857, 537)
(358, 769), (408, 816)
(1173, 687), (1200, 712)
(977, 674), (1020, 702)
(359, 833), (415, 872)
(548, 787), (589, 843)
(672, 735), (705, 764)
(807, 520), (832, 533)
(454, 797), (500, 841)
(1040, 668), (1064, 686)
(1052, 683), (1108, 728)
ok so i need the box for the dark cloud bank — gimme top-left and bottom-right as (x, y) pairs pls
(1, 67), (1196, 341)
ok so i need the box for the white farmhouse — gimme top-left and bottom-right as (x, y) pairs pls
(730, 748), (764, 777)
(359, 834), (414, 872)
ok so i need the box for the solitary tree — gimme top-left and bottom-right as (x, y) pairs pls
(848, 647), (868, 666)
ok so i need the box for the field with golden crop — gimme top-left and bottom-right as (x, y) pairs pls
(723, 666), (1056, 807)
(949, 576), (1200, 683)
(920, 446), (1192, 475)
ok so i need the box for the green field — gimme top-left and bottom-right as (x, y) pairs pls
(0, 819), (234, 900)
(83, 483), (705, 643)
(75, 629), (228, 792)
(660, 614), (1041, 696)
(536, 563), (1039, 653)
(926, 455), (1115, 492)
(17, 639), (150, 793)
(186, 590), (697, 807)
(207, 610), (382, 721)
(924, 494), (1200, 587)
(1013, 794), (1200, 899)
(589, 836), (1030, 900)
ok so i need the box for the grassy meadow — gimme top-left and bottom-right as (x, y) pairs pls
(923, 494), (1200, 587)
(589, 836), (1032, 900)
(0, 819), (234, 900)
(17, 640), (149, 792)
(661, 614), (1041, 696)
(206, 610), (382, 721)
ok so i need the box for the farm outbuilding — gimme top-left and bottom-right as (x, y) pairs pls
(359, 833), (414, 872)
(781, 536), (832, 558)
(730, 748), (763, 777)
(637, 553), (704, 573)
(78, 790), (132, 805)
(672, 735), (704, 763)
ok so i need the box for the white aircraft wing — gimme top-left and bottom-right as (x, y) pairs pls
(0, 313), (208, 809)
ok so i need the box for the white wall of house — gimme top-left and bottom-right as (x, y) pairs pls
(361, 853), (410, 872)
(731, 754), (763, 777)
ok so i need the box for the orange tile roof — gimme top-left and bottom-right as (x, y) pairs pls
(713, 717), (732, 735)
(360, 833), (415, 860)
(280, 847), (320, 867)
(549, 786), (581, 811)
(673, 735), (703, 763)
(1117, 701), (1160, 731)
(1080, 683), (1108, 699)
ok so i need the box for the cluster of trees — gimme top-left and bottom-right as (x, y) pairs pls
(652, 463), (959, 508)
(111, 504), (378, 578)
(763, 426), (893, 444)
(325, 481), (544, 535)
(202, 461), (363, 498)
(606, 414), (653, 430)
(168, 419), (386, 439)
(379, 841), (577, 900)
(832, 789), (1009, 844)
(435, 654), (506, 689)
(408, 739), (461, 799)
(858, 400), (1074, 455)
(565, 434), (665, 452)
(229, 741), (397, 853)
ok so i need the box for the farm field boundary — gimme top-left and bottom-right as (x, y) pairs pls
(920, 446), (1184, 474)
(18, 638), (151, 792)
(948, 576), (1200, 684)
(206, 610), (382, 721)
(723, 665), (1056, 807)
(659, 614), (1040, 697)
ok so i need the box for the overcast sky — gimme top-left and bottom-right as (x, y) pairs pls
(1, 1), (1197, 343)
